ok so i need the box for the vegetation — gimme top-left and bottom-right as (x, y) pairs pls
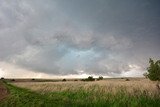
(32, 78), (35, 81)
(97, 76), (103, 81)
(81, 76), (95, 81)
(83, 76), (103, 81)
(86, 76), (95, 81)
(125, 78), (130, 81)
(0, 82), (59, 107)
(1, 77), (4, 80)
(11, 79), (15, 81)
(0, 80), (160, 107)
(13, 79), (159, 95)
(146, 58), (160, 81)
(62, 79), (66, 81)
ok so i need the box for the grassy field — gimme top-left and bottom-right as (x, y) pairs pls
(0, 81), (9, 100)
(0, 78), (160, 107)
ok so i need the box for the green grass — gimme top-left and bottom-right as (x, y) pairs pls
(0, 81), (160, 107)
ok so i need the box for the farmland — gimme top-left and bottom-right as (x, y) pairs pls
(0, 78), (160, 107)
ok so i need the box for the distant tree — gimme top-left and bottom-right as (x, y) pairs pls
(86, 76), (95, 81)
(32, 78), (35, 81)
(62, 79), (66, 81)
(98, 76), (103, 80)
(146, 58), (160, 81)
(81, 79), (85, 81)
(125, 78), (130, 81)
(81, 76), (95, 81)
(1, 77), (4, 80)
(74, 79), (78, 81)
(11, 79), (15, 81)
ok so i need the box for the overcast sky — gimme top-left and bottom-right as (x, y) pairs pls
(0, 0), (160, 78)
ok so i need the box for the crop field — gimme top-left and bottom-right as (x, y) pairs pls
(0, 78), (160, 107)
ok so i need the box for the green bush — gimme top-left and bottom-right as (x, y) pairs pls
(146, 58), (160, 81)
(98, 76), (103, 80)
(62, 79), (66, 81)
(86, 76), (95, 81)
(1, 77), (4, 80)
(11, 79), (15, 81)
(82, 76), (95, 81)
(125, 78), (130, 81)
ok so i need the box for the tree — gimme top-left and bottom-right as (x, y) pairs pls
(1, 77), (4, 80)
(98, 76), (103, 80)
(146, 58), (160, 81)
(97, 76), (103, 81)
(62, 79), (66, 81)
(87, 76), (95, 81)
(84, 76), (95, 81)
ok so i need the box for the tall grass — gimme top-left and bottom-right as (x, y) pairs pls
(1, 79), (160, 107)
(13, 79), (159, 96)
(0, 82), (61, 107)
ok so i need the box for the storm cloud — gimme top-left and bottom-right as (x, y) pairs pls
(0, 0), (160, 78)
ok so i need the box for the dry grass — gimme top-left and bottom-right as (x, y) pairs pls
(1, 78), (159, 107)
(13, 78), (160, 96)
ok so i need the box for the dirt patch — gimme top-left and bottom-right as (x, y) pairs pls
(0, 81), (9, 101)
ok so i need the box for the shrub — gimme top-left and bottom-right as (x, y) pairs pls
(11, 79), (15, 81)
(81, 76), (95, 81)
(81, 79), (85, 81)
(97, 79), (100, 81)
(146, 58), (160, 81)
(1, 77), (4, 80)
(125, 78), (130, 81)
(32, 79), (35, 81)
(62, 79), (66, 81)
(98, 76), (103, 80)
(85, 76), (95, 81)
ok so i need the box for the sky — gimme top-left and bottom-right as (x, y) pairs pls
(0, 0), (160, 78)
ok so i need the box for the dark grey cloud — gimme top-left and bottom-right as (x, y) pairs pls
(0, 0), (160, 77)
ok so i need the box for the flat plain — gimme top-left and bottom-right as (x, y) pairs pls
(13, 78), (159, 96)
(0, 78), (160, 107)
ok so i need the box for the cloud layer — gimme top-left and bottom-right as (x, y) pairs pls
(0, 0), (160, 78)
